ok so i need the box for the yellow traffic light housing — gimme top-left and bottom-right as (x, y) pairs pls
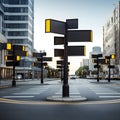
(16, 56), (21, 61)
(84, 46), (86, 56)
(111, 54), (115, 59)
(6, 43), (12, 50)
(32, 62), (34, 66)
(22, 45), (25, 51)
(4, 55), (8, 60)
(90, 31), (93, 42)
(26, 51), (28, 56)
(45, 19), (51, 33)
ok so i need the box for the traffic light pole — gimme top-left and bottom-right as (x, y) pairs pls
(108, 58), (111, 82)
(97, 57), (99, 82)
(62, 24), (69, 97)
(41, 56), (44, 84)
(12, 46), (16, 87)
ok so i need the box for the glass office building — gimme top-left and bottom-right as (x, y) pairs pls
(0, 0), (34, 79)
(2, 0), (34, 56)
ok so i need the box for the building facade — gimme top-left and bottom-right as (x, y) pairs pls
(0, 0), (34, 79)
(103, 1), (120, 74)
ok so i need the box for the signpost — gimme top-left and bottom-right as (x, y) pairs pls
(33, 51), (52, 84)
(92, 54), (103, 82)
(105, 55), (115, 82)
(45, 18), (92, 97)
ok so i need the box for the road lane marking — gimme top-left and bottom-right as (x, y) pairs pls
(13, 93), (40, 95)
(96, 93), (120, 94)
(99, 96), (120, 98)
(3, 96), (34, 98)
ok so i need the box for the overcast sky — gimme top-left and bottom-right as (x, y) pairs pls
(34, 0), (119, 74)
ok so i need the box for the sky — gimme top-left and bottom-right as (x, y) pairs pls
(34, 0), (119, 74)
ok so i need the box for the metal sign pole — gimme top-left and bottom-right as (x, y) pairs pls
(12, 46), (16, 87)
(62, 23), (69, 97)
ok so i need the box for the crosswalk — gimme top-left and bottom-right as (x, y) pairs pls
(2, 82), (120, 100)
(88, 85), (120, 99)
(3, 86), (50, 99)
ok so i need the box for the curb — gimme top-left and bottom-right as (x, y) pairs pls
(46, 96), (87, 102)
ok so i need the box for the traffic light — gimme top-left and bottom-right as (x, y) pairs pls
(6, 43), (12, 50)
(0, 43), (12, 50)
(110, 54), (115, 59)
(16, 56), (21, 61)
(4, 55), (21, 61)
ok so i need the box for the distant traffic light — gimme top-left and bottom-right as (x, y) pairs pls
(110, 54), (115, 59)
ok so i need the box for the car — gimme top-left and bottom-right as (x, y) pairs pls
(69, 75), (77, 79)
(17, 74), (22, 80)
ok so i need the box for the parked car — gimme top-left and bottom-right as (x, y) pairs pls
(69, 75), (77, 79)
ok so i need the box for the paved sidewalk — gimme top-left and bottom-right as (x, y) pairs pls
(0, 79), (12, 89)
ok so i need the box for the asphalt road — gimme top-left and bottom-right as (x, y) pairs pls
(0, 78), (120, 120)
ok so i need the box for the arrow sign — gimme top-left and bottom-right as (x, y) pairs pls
(54, 37), (64, 45)
(57, 60), (70, 65)
(94, 59), (106, 64)
(37, 57), (52, 61)
(94, 65), (100, 68)
(45, 19), (65, 35)
(33, 62), (47, 67)
(6, 61), (20, 66)
(66, 19), (78, 29)
(15, 51), (28, 56)
(108, 65), (115, 68)
(67, 30), (92, 42)
(54, 49), (64, 57)
(33, 52), (46, 57)
(68, 46), (86, 56)
(92, 54), (103, 58)
(54, 46), (86, 57)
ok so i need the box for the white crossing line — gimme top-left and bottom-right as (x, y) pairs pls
(3, 96), (34, 98)
(13, 93), (40, 95)
(96, 93), (120, 95)
(99, 96), (120, 98)
(55, 93), (80, 95)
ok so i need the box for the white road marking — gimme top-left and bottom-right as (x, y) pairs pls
(13, 93), (40, 95)
(3, 96), (34, 98)
(99, 96), (120, 98)
(96, 93), (120, 94)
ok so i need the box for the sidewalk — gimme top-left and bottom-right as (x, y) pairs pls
(0, 79), (12, 89)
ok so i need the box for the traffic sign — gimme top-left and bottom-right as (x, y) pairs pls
(33, 62), (47, 67)
(66, 19), (78, 29)
(32, 52), (46, 57)
(15, 51), (28, 56)
(67, 30), (92, 42)
(37, 57), (52, 61)
(92, 54), (103, 58)
(54, 49), (64, 57)
(6, 61), (20, 66)
(93, 59), (105, 64)
(108, 65), (115, 68)
(57, 60), (70, 65)
(13, 45), (25, 51)
(68, 46), (86, 56)
(54, 46), (85, 57)
(94, 65), (100, 68)
(45, 19), (65, 35)
(54, 37), (64, 45)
